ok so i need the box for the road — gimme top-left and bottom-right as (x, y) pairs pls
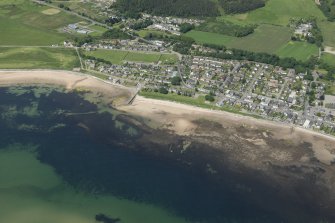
(242, 66), (263, 99)
(324, 46), (335, 56)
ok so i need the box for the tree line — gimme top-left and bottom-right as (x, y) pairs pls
(113, 0), (220, 17)
(219, 0), (265, 14)
(319, 0), (335, 21)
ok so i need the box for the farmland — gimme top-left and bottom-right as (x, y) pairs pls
(84, 49), (178, 64)
(0, 47), (80, 69)
(0, 0), (81, 45)
(222, 0), (325, 26)
(186, 24), (292, 54)
(184, 0), (326, 60)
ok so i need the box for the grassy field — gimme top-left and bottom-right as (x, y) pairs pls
(321, 53), (335, 67)
(319, 21), (335, 48)
(137, 29), (172, 38)
(89, 25), (108, 37)
(275, 41), (319, 61)
(185, 0), (325, 59)
(228, 25), (292, 53)
(0, 47), (80, 69)
(0, 0), (81, 46)
(184, 30), (234, 46)
(84, 49), (178, 64)
(222, 0), (325, 26)
(186, 24), (291, 54)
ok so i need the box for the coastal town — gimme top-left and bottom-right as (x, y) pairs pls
(3, 0), (335, 222)
(78, 38), (335, 136)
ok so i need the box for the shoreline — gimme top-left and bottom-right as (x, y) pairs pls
(119, 95), (335, 165)
(0, 69), (334, 164)
(124, 95), (335, 142)
(0, 69), (133, 106)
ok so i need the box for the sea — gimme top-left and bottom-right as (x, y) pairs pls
(0, 86), (329, 223)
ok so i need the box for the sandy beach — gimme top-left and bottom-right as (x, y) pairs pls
(0, 70), (334, 165)
(120, 95), (335, 165)
(0, 70), (132, 105)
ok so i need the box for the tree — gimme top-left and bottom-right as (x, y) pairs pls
(179, 23), (195, 33)
(171, 76), (182, 85)
(159, 87), (169, 94)
(205, 94), (215, 102)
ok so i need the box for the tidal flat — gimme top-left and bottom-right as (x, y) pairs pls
(0, 83), (335, 223)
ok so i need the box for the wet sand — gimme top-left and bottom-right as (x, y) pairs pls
(119, 95), (335, 165)
(0, 70), (132, 106)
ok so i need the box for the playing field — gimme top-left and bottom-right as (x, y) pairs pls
(275, 41), (319, 61)
(0, 0), (81, 45)
(185, 24), (291, 54)
(85, 49), (178, 64)
(319, 21), (335, 48)
(321, 53), (335, 67)
(228, 25), (292, 53)
(0, 47), (80, 69)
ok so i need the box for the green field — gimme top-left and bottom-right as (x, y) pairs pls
(89, 25), (108, 37)
(321, 53), (335, 67)
(0, 47), (80, 69)
(223, 0), (325, 26)
(228, 25), (292, 53)
(319, 21), (335, 48)
(85, 49), (178, 64)
(184, 30), (234, 46)
(186, 24), (292, 54)
(0, 0), (81, 46)
(137, 29), (171, 38)
(275, 41), (319, 61)
(185, 0), (326, 59)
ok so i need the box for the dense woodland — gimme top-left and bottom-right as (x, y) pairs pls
(219, 0), (265, 14)
(319, 0), (335, 21)
(113, 0), (219, 17)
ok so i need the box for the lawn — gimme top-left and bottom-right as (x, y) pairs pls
(319, 21), (335, 48)
(0, 47), (80, 69)
(160, 54), (179, 65)
(89, 25), (108, 37)
(84, 49), (178, 64)
(185, 24), (292, 54)
(321, 53), (335, 67)
(0, 0), (81, 46)
(223, 0), (325, 26)
(184, 31), (234, 46)
(275, 41), (319, 61)
(126, 52), (161, 63)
